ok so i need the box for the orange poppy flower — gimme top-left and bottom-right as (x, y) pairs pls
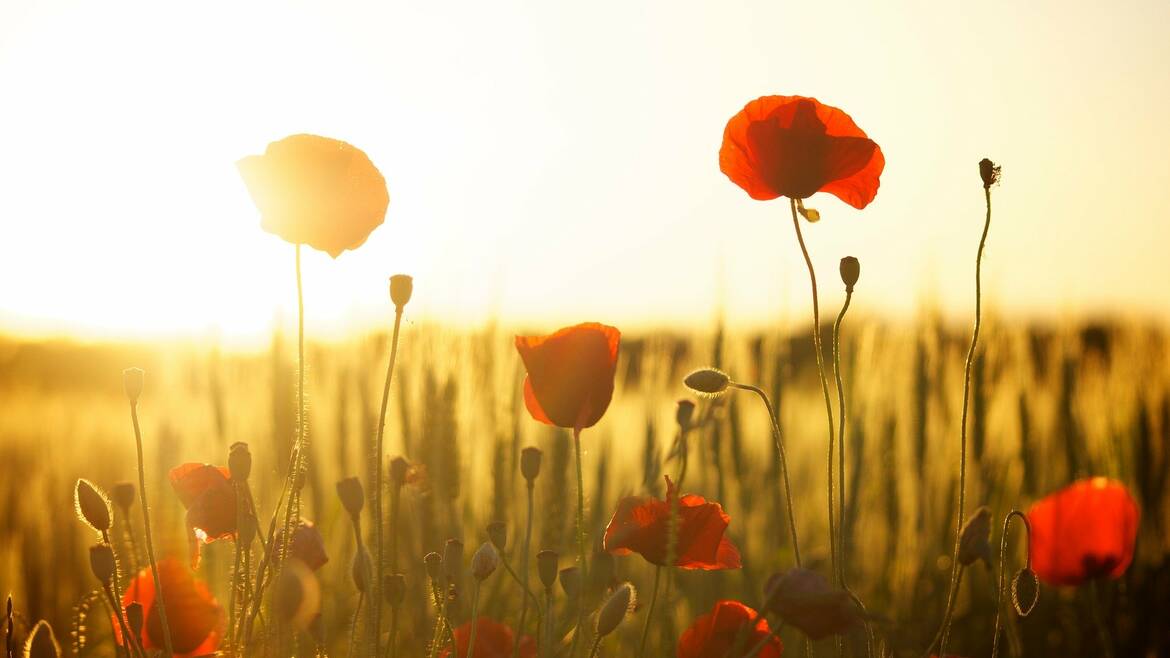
(763, 568), (860, 640)
(438, 617), (536, 658)
(677, 600), (782, 658)
(116, 559), (225, 657)
(1026, 477), (1140, 586)
(603, 476), (741, 570)
(170, 463), (236, 568)
(237, 134), (389, 258)
(515, 322), (620, 430)
(720, 96), (884, 209)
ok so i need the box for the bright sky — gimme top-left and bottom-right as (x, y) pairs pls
(2, 0), (1169, 342)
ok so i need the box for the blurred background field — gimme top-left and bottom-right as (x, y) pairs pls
(2, 315), (1168, 656)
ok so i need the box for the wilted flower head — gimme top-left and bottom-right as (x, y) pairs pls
(389, 274), (413, 310)
(959, 506), (992, 566)
(763, 568), (860, 639)
(595, 582), (636, 638)
(75, 479), (112, 534)
(979, 158), (1001, 189)
(684, 368), (730, 397)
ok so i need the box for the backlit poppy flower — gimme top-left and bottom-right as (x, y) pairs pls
(720, 96), (884, 209)
(237, 134), (389, 258)
(763, 568), (860, 640)
(116, 558), (225, 657)
(603, 476), (741, 570)
(271, 519), (329, 572)
(677, 600), (782, 658)
(515, 323), (620, 430)
(1026, 477), (1139, 586)
(170, 463), (237, 568)
(438, 617), (536, 658)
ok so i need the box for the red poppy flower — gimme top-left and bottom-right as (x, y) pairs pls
(677, 600), (782, 658)
(720, 96), (884, 209)
(271, 518), (329, 571)
(1026, 477), (1140, 586)
(170, 463), (237, 568)
(603, 476), (741, 570)
(116, 558), (225, 657)
(438, 617), (536, 658)
(237, 134), (389, 258)
(515, 323), (620, 430)
(763, 568), (859, 640)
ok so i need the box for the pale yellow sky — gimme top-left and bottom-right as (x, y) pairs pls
(1, 0), (1169, 342)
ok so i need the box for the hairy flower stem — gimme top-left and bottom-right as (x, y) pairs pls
(128, 399), (174, 657)
(100, 530), (134, 654)
(467, 583), (483, 658)
(933, 184), (993, 657)
(101, 584), (139, 658)
(501, 554), (544, 647)
(588, 635), (604, 658)
(373, 307), (404, 655)
(991, 511), (1031, 658)
(543, 587), (555, 658)
(511, 483), (536, 658)
(569, 427), (589, 658)
(636, 566), (662, 658)
(729, 383), (801, 567)
(789, 198), (839, 582)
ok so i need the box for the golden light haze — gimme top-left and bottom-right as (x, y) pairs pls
(2, 0), (1169, 342)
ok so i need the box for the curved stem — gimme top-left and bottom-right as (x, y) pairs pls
(374, 309), (405, 654)
(129, 400), (174, 657)
(102, 585), (138, 658)
(991, 510), (1031, 658)
(789, 198), (838, 581)
(832, 291), (852, 587)
(729, 383), (801, 567)
(636, 566), (662, 658)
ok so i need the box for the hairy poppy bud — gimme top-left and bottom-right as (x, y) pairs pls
(959, 506), (992, 566)
(111, 482), (135, 512)
(88, 545), (116, 585)
(979, 158), (1001, 189)
(125, 602), (143, 638)
(675, 399), (696, 428)
(24, 620), (61, 658)
(384, 573), (406, 607)
(75, 479), (112, 534)
(228, 442), (252, 481)
(520, 447), (543, 483)
(1012, 567), (1039, 616)
(389, 274), (413, 310)
(122, 367), (144, 403)
(471, 542), (500, 581)
(389, 456), (411, 486)
(559, 566), (580, 600)
(486, 521), (507, 551)
(352, 547), (372, 593)
(684, 368), (730, 397)
(443, 539), (464, 582)
(537, 550), (558, 589)
(839, 257), (860, 293)
(424, 552), (443, 581)
(596, 582), (636, 638)
(335, 477), (364, 521)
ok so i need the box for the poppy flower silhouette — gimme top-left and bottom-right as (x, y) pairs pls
(117, 558), (225, 657)
(603, 476), (741, 570)
(237, 133), (389, 257)
(720, 95), (884, 209)
(677, 600), (782, 658)
(438, 617), (536, 658)
(515, 322), (620, 430)
(1027, 477), (1140, 586)
(169, 463), (236, 567)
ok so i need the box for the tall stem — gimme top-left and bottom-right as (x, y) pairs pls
(467, 584), (483, 658)
(513, 483), (536, 658)
(636, 566), (662, 658)
(570, 427), (589, 657)
(373, 308), (405, 654)
(789, 198), (838, 581)
(129, 400), (174, 657)
(832, 291), (852, 587)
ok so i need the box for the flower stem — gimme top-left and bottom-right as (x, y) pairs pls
(373, 308), (405, 655)
(587, 636), (603, 658)
(468, 584), (483, 658)
(128, 399), (174, 657)
(832, 291), (852, 587)
(512, 482), (536, 658)
(991, 510), (1031, 658)
(788, 198), (838, 582)
(570, 427), (589, 657)
(636, 566), (662, 658)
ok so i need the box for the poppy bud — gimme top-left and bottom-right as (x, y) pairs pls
(486, 521), (507, 551)
(1012, 567), (1039, 616)
(958, 506), (992, 566)
(384, 573), (406, 607)
(228, 442), (252, 481)
(389, 456), (411, 486)
(839, 257), (860, 293)
(389, 274), (413, 310)
(684, 368), (730, 397)
(537, 550), (558, 589)
(520, 447), (543, 483)
(122, 367), (144, 403)
(471, 542), (500, 581)
(88, 545), (116, 585)
(352, 547), (372, 593)
(74, 479), (112, 534)
(675, 399), (696, 428)
(335, 477), (364, 521)
(559, 566), (580, 600)
(595, 582), (636, 638)
(443, 539), (464, 582)
(125, 602), (143, 638)
(24, 620), (61, 658)
(424, 552), (443, 581)
(979, 158), (1001, 189)
(111, 482), (135, 512)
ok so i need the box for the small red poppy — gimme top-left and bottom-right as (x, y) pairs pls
(603, 476), (741, 570)
(438, 617), (536, 658)
(720, 95), (884, 209)
(677, 600), (782, 658)
(515, 323), (621, 430)
(170, 463), (237, 568)
(116, 558), (225, 657)
(1026, 477), (1140, 586)
(237, 134), (389, 258)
